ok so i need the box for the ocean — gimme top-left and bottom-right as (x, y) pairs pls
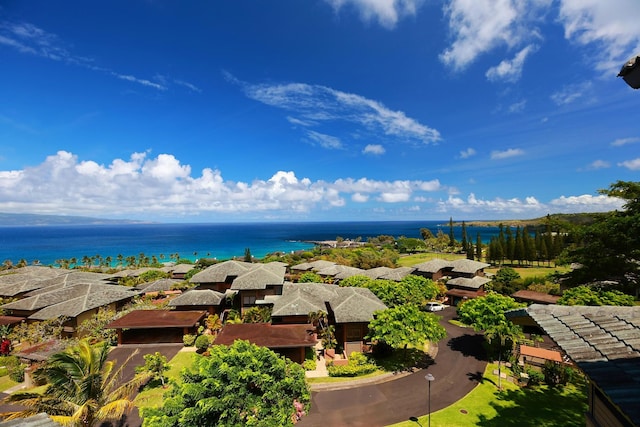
(0, 221), (502, 266)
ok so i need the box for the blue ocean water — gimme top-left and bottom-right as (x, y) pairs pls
(0, 221), (501, 266)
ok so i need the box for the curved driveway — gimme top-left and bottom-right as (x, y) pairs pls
(299, 307), (487, 427)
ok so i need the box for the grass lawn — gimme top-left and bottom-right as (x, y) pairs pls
(134, 349), (197, 410)
(0, 375), (18, 392)
(390, 363), (587, 427)
(398, 253), (465, 267)
(485, 265), (570, 279)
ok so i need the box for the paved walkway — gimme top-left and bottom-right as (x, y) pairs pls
(298, 307), (487, 426)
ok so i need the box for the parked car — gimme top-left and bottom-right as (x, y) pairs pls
(424, 302), (446, 312)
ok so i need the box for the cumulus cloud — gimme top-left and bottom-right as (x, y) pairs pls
(325, 0), (424, 29)
(234, 76), (441, 148)
(363, 144), (385, 155)
(486, 44), (538, 82)
(437, 192), (624, 216)
(0, 151), (447, 218)
(618, 158), (640, 170)
(491, 148), (524, 160)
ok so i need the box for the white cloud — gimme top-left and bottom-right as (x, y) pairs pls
(363, 144), (385, 155)
(491, 148), (524, 159)
(440, 0), (548, 71)
(585, 160), (610, 170)
(550, 82), (592, 105)
(486, 45), (538, 82)
(549, 194), (625, 211)
(618, 158), (640, 170)
(306, 130), (343, 149)
(0, 19), (197, 92)
(459, 147), (476, 159)
(437, 192), (623, 216)
(557, 0), (640, 73)
(238, 78), (441, 145)
(325, 0), (424, 29)
(0, 151), (448, 218)
(352, 193), (369, 202)
(507, 100), (526, 113)
(611, 137), (640, 147)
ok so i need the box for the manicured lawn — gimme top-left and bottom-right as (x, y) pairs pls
(134, 349), (197, 410)
(390, 364), (587, 427)
(0, 375), (18, 392)
(485, 265), (570, 279)
(398, 253), (465, 267)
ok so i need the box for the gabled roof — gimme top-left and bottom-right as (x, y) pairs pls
(106, 309), (206, 329)
(360, 267), (394, 279)
(163, 263), (195, 274)
(169, 289), (225, 307)
(511, 290), (560, 305)
(506, 304), (640, 426)
(24, 271), (114, 297)
(230, 263), (286, 290)
(446, 276), (491, 290)
(328, 287), (387, 323)
(290, 260), (335, 271)
(18, 284), (139, 320)
(412, 258), (489, 275)
(189, 260), (254, 283)
(412, 258), (452, 273)
(450, 259), (490, 274)
(379, 267), (416, 281)
(333, 266), (366, 280)
(0, 269), (91, 297)
(137, 278), (181, 292)
(0, 412), (62, 427)
(271, 283), (337, 317)
(316, 264), (359, 277)
(214, 323), (316, 348)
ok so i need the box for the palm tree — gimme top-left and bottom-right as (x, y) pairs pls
(6, 340), (149, 427)
(485, 322), (523, 390)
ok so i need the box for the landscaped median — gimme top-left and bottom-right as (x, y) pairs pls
(389, 363), (588, 427)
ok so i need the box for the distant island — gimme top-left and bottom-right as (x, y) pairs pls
(0, 212), (150, 226)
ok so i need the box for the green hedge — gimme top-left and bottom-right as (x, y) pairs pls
(327, 352), (377, 377)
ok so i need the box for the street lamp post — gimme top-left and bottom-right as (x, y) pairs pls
(425, 373), (435, 427)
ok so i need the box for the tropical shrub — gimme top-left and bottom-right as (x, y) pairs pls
(182, 334), (196, 347)
(327, 352), (377, 377)
(194, 334), (211, 353)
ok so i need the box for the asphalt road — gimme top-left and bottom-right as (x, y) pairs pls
(298, 307), (487, 427)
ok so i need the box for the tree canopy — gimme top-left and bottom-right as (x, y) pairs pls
(6, 340), (148, 427)
(339, 274), (439, 308)
(567, 181), (640, 295)
(456, 292), (525, 331)
(367, 305), (446, 352)
(557, 285), (635, 306)
(142, 340), (310, 427)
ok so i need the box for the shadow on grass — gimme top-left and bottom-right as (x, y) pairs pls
(476, 383), (588, 427)
(447, 333), (487, 361)
(467, 371), (494, 385)
(373, 348), (434, 373)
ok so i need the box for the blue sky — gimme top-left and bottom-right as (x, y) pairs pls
(1, 0), (639, 223)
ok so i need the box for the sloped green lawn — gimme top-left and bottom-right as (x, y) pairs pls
(134, 349), (197, 409)
(390, 363), (587, 427)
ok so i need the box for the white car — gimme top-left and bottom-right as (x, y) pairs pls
(424, 302), (446, 312)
